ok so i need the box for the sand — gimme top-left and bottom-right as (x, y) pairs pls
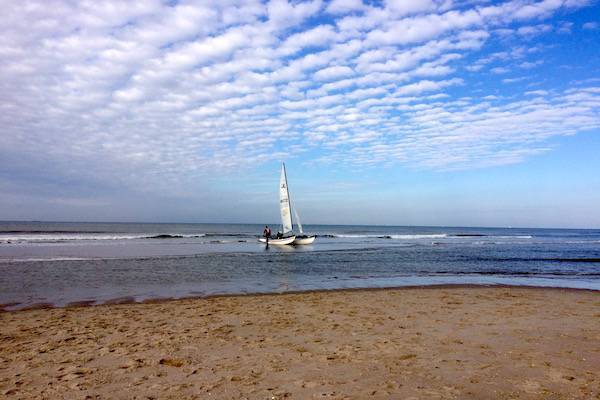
(1, 286), (599, 399)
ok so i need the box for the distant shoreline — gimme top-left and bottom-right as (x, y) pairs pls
(3, 283), (598, 313)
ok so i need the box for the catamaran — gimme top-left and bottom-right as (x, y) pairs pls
(258, 163), (316, 246)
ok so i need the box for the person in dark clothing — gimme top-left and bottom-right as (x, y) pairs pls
(276, 231), (283, 239)
(263, 225), (270, 238)
(263, 226), (271, 247)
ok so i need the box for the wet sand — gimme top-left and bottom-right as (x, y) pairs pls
(1, 286), (599, 399)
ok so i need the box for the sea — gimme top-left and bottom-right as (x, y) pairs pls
(1, 221), (599, 310)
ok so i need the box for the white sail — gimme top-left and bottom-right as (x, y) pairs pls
(293, 208), (304, 234)
(279, 163), (293, 234)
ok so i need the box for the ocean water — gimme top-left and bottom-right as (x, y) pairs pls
(1, 221), (599, 310)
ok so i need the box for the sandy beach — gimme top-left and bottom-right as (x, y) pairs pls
(1, 286), (598, 399)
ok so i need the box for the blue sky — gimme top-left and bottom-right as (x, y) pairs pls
(0, 0), (599, 228)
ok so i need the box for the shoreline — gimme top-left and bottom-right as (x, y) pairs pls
(2, 283), (598, 313)
(1, 285), (598, 398)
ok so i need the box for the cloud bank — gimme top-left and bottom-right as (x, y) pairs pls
(1, 0), (599, 199)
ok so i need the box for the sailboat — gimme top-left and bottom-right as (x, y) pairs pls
(259, 163), (296, 245)
(258, 163), (315, 246)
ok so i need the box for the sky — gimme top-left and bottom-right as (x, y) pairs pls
(1, 0), (599, 228)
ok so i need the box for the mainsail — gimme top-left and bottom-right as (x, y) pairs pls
(279, 163), (293, 234)
(293, 209), (304, 234)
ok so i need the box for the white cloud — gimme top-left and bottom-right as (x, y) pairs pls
(519, 60), (544, 69)
(366, 9), (483, 46)
(490, 66), (510, 74)
(511, 0), (578, 20)
(395, 78), (463, 96)
(517, 24), (552, 36)
(313, 65), (355, 81)
(502, 76), (529, 83)
(557, 21), (574, 33)
(582, 21), (599, 30)
(525, 90), (549, 96)
(279, 24), (338, 55)
(384, 0), (438, 16)
(466, 64), (484, 72)
(326, 0), (367, 15)
(267, 0), (323, 30)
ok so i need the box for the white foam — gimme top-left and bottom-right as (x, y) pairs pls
(493, 235), (533, 239)
(0, 233), (206, 243)
(0, 257), (94, 263)
(334, 234), (379, 238)
(389, 234), (448, 239)
(335, 234), (448, 239)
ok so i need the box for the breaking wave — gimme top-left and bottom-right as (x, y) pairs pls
(146, 234), (206, 239)
(331, 233), (533, 240)
(334, 234), (448, 239)
(0, 233), (207, 243)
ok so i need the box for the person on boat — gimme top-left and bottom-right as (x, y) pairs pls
(263, 226), (271, 239)
(276, 231), (283, 239)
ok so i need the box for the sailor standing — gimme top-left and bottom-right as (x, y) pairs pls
(263, 225), (271, 246)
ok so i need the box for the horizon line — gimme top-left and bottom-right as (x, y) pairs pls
(0, 219), (598, 231)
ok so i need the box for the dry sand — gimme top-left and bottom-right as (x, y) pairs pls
(1, 286), (599, 399)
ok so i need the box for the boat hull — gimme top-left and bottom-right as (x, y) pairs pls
(293, 235), (316, 245)
(258, 236), (296, 245)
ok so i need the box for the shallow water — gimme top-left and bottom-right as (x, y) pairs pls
(1, 222), (599, 309)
